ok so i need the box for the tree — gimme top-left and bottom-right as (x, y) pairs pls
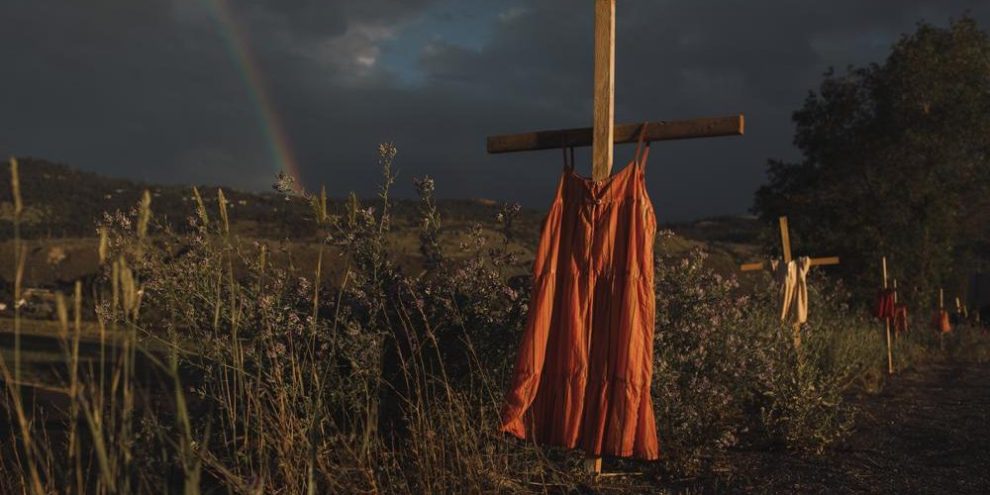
(755, 16), (990, 308)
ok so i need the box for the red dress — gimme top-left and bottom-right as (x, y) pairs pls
(893, 305), (909, 334)
(873, 289), (896, 320)
(501, 129), (659, 460)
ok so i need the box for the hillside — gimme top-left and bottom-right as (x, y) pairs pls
(0, 158), (762, 290)
(0, 157), (539, 240)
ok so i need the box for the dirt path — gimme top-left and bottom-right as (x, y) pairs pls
(704, 361), (990, 494)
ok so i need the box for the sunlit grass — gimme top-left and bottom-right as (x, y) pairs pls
(0, 150), (979, 493)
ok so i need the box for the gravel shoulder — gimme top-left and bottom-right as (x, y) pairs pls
(697, 361), (990, 494)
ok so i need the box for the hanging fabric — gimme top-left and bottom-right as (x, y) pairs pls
(873, 289), (896, 320)
(770, 256), (811, 325)
(501, 124), (659, 461)
(893, 304), (909, 334)
(931, 310), (952, 333)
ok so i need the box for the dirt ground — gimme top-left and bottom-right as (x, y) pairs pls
(671, 361), (990, 494)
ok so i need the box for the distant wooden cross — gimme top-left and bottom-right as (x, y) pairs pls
(740, 216), (839, 351)
(486, 0), (744, 474)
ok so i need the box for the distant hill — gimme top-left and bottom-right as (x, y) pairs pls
(2, 157), (761, 241)
(0, 158), (763, 291)
(0, 157), (545, 242)
(0, 157), (287, 238)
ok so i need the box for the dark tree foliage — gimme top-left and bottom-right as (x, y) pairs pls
(755, 17), (990, 307)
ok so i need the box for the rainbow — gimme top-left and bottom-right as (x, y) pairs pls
(205, 0), (304, 191)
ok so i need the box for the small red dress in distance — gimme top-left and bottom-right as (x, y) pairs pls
(500, 128), (659, 461)
(873, 289), (896, 320)
(932, 310), (952, 334)
(893, 304), (909, 334)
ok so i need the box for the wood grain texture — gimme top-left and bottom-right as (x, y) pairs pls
(486, 115), (744, 154)
(779, 217), (792, 264)
(739, 257), (840, 272)
(591, 0), (615, 181)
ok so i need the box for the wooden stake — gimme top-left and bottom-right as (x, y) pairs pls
(591, 0), (615, 181)
(584, 456), (603, 476)
(882, 257), (893, 374)
(773, 218), (803, 354)
(779, 217), (792, 264)
(586, 0), (615, 473)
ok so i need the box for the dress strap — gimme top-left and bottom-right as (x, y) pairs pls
(634, 122), (651, 169)
(561, 143), (575, 172)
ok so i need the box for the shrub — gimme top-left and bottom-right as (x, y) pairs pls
(0, 150), (937, 493)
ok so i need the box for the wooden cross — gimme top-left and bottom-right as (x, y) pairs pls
(486, 1), (744, 178)
(739, 217), (839, 273)
(739, 216), (839, 351)
(485, 1), (743, 474)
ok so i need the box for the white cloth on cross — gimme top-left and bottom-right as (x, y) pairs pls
(770, 256), (811, 325)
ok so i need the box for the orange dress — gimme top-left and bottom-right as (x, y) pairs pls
(501, 130), (659, 460)
(932, 310), (952, 333)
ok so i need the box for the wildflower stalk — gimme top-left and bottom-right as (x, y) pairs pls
(10, 158), (22, 389)
(2, 157), (44, 494)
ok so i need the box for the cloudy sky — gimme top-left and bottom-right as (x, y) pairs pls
(3, 1), (989, 220)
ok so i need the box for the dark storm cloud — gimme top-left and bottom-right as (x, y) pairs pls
(2, 1), (989, 220)
(246, 0), (436, 37)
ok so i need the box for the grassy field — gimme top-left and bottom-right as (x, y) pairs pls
(2, 155), (986, 493)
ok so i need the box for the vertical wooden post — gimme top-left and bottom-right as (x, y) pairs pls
(778, 217), (792, 264)
(776, 217), (802, 351)
(882, 257), (893, 374)
(591, 0), (616, 181)
(781, 220), (800, 352)
(586, 0), (615, 475)
(939, 288), (945, 351)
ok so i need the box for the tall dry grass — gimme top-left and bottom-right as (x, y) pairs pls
(0, 150), (959, 493)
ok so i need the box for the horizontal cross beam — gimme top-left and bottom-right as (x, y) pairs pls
(486, 114), (744, 154)
(740, 256), (840, 272)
